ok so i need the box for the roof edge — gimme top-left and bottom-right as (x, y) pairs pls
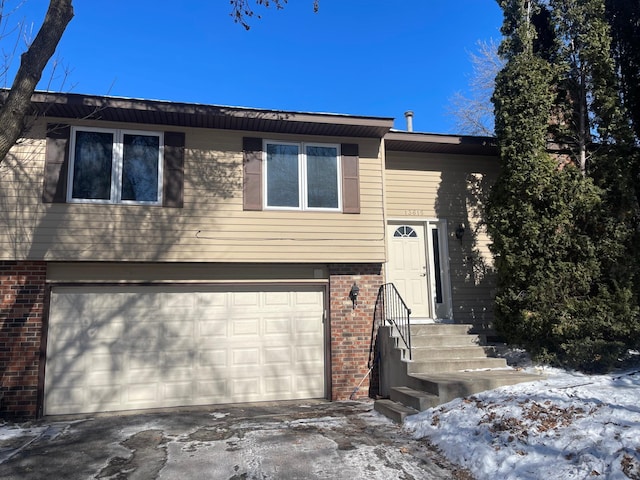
(385, 130), (498, 155)
(25, 91), (395, 138)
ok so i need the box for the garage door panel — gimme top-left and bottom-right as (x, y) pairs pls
(90, 385), (122, 406)
(162, 292), (196, 308)
(232, 291), (261, 307)
(125, 383), (159, 404)
(232, 348), (260, 367)
(163, 321), (195, 339)
(294, 290), (324, 305)
(198, 348), (227, 368)
(90, 352), (123, 376)
(129, 352), (161, 377)
(199, 319), (228, 338)
(264, 317), (292, 336)
(265, 376), (292, 394)
(296, 374), (324, 393)
(164, 382), (195, 401)
(263, 346), (293, 365)
(232, 319), (260, 336)
(264, 290), (291, 307)
(162, 350), (195, 368)
(46, 285), (325, 415)
(49, 386), (86, 411)
(231, 378), (261, 397)
(296, 315), (323, 333)
(195, 291), (226, 307)
(295, 346), (324, 363)
(196, 379), (228, 399)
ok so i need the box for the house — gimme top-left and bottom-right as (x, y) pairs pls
(0, 93), (498, 419)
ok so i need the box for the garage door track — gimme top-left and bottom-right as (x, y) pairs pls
(0, 400), (466, 479)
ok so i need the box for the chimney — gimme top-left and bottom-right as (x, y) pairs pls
(404, 110), (414, 132)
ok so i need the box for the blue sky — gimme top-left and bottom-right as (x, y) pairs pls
(12, 0), (503, 133)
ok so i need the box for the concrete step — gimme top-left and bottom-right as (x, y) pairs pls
(410, 334), (480, 348)
(406, 357), (508, 374)
(407, 370), (543, 403)
(410, 345), (494, 361)
(409, 324), (473, 336)
(373, 399), (419, 423)
(390, 386), (440, 411)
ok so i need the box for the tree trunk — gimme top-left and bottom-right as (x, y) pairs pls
(0, 0), (74, 164)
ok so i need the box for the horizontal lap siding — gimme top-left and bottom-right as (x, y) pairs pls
(385, 151), (498, 328)
(0, 121), (385, 263)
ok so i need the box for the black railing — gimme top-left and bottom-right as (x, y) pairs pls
(369, 283), (412, 368)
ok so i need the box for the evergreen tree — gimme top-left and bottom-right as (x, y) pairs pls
(605, 0), (640, 141)
(488, 0), (640, 372)
(551, 0), (640, 369)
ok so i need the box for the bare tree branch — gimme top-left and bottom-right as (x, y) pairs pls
(230, 0), (319, 30)
(448, 38), (503, 136)
(230, 0), (288, 30)
(0, 0), (73, 164)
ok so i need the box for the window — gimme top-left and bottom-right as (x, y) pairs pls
(394, 226), (418, 237)
(68, 127), (163, 205)
(264, 141), (341, 211)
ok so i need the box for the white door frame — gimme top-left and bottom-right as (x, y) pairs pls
(386, 219), (453, 321)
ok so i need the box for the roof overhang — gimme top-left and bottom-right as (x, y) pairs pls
(25, 91), (395, 139)
(385, 130), (498, 156)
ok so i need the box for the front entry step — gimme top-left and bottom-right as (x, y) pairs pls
(390, 386), (440, 411)
(406, 358), (508, 373)
(374, 399), (419, 423)
(375, 323), (544, 423)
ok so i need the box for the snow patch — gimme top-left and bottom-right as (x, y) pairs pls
(405, 367), (640, 480)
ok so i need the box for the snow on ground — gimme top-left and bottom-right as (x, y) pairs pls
(405, 365), (640, 480)
(0, 425), (47, 443)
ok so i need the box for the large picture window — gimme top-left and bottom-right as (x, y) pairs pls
(264, 141), (340, 211)
(68, 127), (163, 205)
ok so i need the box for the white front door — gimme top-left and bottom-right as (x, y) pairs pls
(387, 221), (452, 320)
(387, 223), (430, 317)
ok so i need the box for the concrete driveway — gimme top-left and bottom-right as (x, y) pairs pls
(0, 400), (468, 479)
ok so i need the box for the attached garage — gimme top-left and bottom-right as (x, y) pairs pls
(44, 284), (326, 415)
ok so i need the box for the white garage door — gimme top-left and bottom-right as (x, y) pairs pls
(45, 284), (326, 415)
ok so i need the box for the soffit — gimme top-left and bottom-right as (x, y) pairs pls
(385, 130), (498, 156)
(28, 92), (394, 139)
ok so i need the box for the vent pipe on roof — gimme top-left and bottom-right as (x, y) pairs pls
(404, 110), (414, 132)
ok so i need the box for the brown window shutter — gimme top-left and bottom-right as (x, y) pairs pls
(341, 143), (360, 214)
(243, 137), (263, 211)
(42, 124), (70, 203)
(163, 131), (185, 208)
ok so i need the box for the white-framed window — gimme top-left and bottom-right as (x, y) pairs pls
(67, 126), (164, 205)
(263, 140), (341, 211)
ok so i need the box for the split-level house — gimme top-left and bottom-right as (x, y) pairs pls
(0, 93), (499, 418)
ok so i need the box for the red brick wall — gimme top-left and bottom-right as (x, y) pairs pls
(329, 263), (383, 401)
(0, 261), (47, 419)
(0, 261), (382, 417)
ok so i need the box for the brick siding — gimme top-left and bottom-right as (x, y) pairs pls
(0, 261), (47, 419)
(329, 263), (383, 401)
(0, 261), (383, 419)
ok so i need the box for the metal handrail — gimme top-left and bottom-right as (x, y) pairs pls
(369, 283), (412, 368)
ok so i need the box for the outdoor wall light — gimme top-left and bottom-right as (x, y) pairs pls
(455, 223), (466, 242)
(349, 283), (360, 309)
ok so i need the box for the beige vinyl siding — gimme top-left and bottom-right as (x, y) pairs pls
(385, 150), (498, 329)
(0, 120), (385, 263)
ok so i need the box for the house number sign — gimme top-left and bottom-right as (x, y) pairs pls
(404, 209), (425, 216)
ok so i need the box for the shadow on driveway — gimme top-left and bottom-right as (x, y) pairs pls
(0, 400), (469, 479)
